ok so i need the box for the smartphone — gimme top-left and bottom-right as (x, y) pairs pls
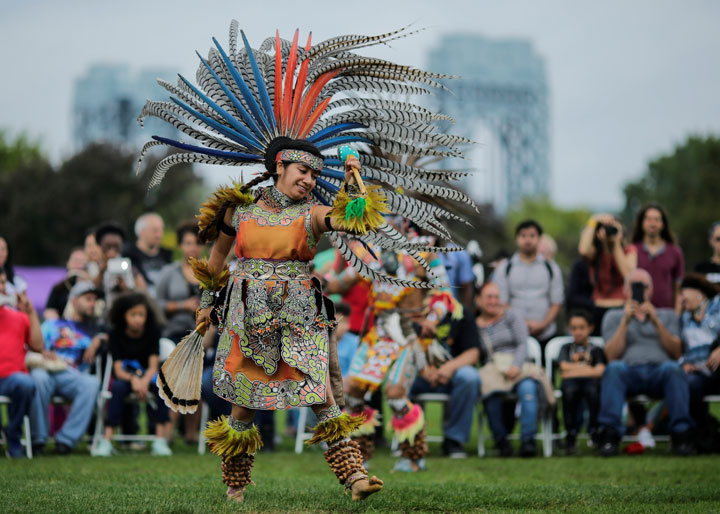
(630, 281), (645, 303)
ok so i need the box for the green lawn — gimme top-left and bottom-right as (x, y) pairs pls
(3, 404), (720, 512)
(2, 440), (719, 513)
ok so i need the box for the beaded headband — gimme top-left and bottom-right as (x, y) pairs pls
(276, 149), (324, 172)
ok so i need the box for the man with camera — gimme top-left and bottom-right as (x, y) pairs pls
(597, 268), (693, 455)
(93, 223), (147, 308)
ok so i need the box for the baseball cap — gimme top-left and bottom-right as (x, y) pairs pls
(69, 280), (101, 300)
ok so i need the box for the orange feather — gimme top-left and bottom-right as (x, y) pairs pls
(289, 32), (313, 137)
(281, 29), (299, 133)
(274, 30), (282, 125)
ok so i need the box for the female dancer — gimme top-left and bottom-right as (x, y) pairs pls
(137, 22), (474, 503)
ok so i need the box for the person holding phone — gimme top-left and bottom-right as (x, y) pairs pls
(596, 269), (693, 456)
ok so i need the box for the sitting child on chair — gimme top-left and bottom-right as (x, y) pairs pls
(559, 310), (607, 453)
(94, 292), (172, 457)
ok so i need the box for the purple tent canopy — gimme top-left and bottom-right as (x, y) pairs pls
(14, 266), (67, 313)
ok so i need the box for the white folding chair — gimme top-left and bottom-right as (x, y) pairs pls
(91, 355), (163, 454)
(0, 395), (33, 458)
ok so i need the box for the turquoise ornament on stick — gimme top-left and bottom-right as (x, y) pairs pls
(338, 144), (368, 221)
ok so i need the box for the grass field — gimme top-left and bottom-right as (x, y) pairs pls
(3, 432), (720, 513)
(3, 406), (720, 513)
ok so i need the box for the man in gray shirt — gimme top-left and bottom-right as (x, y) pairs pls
(493, 220), (564, 346)
(597, 269), (693, 456)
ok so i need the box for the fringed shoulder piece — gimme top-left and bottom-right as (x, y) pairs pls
(307, 412), (365, 445)
(203, 417), (262, 456)
(329, 184), (388, 235)
(197, 181), (255, 243)
(189, 257), (230, 291)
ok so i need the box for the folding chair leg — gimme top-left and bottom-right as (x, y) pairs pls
(294, 408), (309, 454)
(542, 414), (552, 457)
(23, 415), (32, 459)
(477, 409), (486, 457)
(198, 402), (208, 455)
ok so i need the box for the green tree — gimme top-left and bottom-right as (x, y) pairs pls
(506, 196), (592, 270)
(0, 142), (204, 266)
(621, 135), (720, 269)
(0, 130), (44, 172)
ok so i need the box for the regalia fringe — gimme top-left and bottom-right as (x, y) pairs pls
(391, 403), (425, 445)
(307, 413), (366, 445)
(204, 417), (263, 456)
(348, 407), (381, 437)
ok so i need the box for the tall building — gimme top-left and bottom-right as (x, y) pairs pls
(72, 64), (177, 150)
(427, 35), (551, 212)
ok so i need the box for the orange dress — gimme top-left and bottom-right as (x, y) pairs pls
(212, 189), (333, 409)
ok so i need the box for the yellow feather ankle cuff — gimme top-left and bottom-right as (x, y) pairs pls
(203, 416), (263, 457)
(307, 413), (366, 445)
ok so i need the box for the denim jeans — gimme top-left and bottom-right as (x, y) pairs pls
(598, 361), (693, 435)
(30, 367), (100, 447)
(0, 372), (36, 455)
(484, 378), (538, 442)
(410, 365), (480, 444)
(105, 379), (169, 427)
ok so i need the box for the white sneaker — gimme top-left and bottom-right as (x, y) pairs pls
(91, 439), (115, 457)
(638, 427), (656, 448)
(151, 438), (173, 456)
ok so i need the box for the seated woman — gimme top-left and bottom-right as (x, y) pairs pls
(679, 273), (720, 427)
(476, 281), (539, 457)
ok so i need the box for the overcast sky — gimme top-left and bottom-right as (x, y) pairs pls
(2, 0), (719, 210)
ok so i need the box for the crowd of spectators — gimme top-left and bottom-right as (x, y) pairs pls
(1, 201), (720, 459)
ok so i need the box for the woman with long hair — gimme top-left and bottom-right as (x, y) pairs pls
(578, 214), (637, 332)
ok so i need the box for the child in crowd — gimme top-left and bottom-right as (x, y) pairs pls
(93, 292), (172, 456)
(558, 310), (607, 453)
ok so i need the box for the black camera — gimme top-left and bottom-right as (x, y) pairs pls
(599, 223), (618, 236)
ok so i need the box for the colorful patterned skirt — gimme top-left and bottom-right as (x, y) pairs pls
(212, 259), (335, 409)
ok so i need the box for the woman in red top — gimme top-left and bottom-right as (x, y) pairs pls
(578, 214), (637, 332)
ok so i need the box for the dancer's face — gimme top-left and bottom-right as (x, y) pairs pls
(276, 162), (319, 200)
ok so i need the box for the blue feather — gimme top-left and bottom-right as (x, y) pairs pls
(315, 135), (373, 150)
(358, 239), (379, 260)
(312, 188), (331, 206)
(240, 30), (276, 131)
(316, 177), (340, 193)
(195, 52), (265, 145)
(212, 37), (271, 135)
(308, 123), (366, 143)
(152, 135), (262, 161)
(170, 96), (261, 151)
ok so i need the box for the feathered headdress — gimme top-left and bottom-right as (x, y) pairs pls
(137, 21), (476, 288)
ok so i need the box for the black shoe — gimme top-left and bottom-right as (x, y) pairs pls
(565, 435), (578, 455)
(671, 431), (693, 456)
(519, 439), (536, 457)
(55, 442), (72, 456)
(442, 438), (467, 459)
(32, 444), (45, 456)
(496, 438), (513, 457)
(598, 427), (620, 457)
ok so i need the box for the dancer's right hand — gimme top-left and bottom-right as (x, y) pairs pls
(196, 307), (212, 335)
